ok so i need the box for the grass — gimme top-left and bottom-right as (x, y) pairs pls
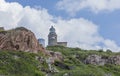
(47, 46), (120, 76)
(0, 50), (45, 76)
(0, 46), (120, 76)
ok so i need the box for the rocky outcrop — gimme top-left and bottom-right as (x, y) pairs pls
(108, 55), (120, 65)
(49, 51), (63, 63)
(85, 54), (120, 65)
(0, 27), (44, 53)
(84, 54), (106, 66)
(45, 50), (63, 64)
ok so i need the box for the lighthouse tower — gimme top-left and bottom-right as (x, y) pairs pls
(48, 26), (57, 46)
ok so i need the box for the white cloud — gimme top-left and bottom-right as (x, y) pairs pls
(56, 0), (120, 15)
(0, 0), (120, 52)
(103, 39), (120, 52)
(0, 0), (24, 28)
(56, 18), (103, 49)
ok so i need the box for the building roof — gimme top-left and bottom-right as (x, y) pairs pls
(50, 26), (55, 33)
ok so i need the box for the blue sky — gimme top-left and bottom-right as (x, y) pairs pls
(1, 0), (120, 51)
(6, 0), (120, 45)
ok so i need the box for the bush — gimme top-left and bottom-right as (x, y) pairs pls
(106, 49), (112, 53)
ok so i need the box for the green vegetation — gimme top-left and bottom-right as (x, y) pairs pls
(0, 50), (45, 76)
(47, 46), (120, 76)
(0, 46), (120, 76)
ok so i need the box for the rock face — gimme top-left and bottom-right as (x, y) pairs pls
(49, 51), (63, 63)
(45, 50), (63, 64)
(84, 54), (106, 66)
(108, 55), (120, 65)
(0, 27), (44, 53)
(85, 54), (120, 65)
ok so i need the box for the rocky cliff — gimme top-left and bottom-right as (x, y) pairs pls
(0, 27), (44, 53)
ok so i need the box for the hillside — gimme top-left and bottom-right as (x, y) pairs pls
(0, 50), (46, 76)
(47, 46), (120, 76)
(0, 46), (120, 76)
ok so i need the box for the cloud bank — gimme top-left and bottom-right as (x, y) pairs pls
(0, 0), (120, 52)
(57, 0), (120, 15)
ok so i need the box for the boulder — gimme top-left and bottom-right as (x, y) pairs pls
(107, 55), (120, 65)
(49, 51), (63, 61)
(45, 50), (63, 64)
(84, 54), (106, 65)
(85, 54), (120, 65)
(0, 27), (44, 53)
